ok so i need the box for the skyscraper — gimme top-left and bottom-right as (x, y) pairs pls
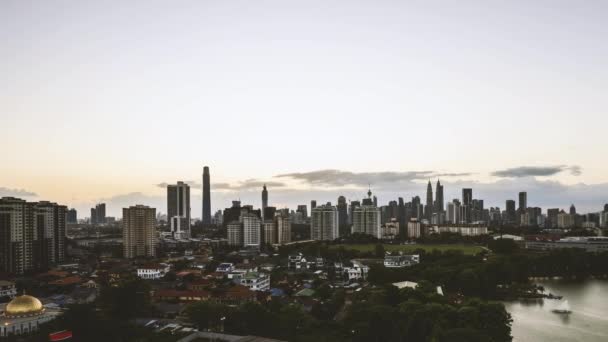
(462, 189), (473, 206)
(435, 180), (444, 213)
(311, 204), (339, 241)
(0, 198), (67, 275)
(505, 200), (516, 223)
(167, 181), (191, 239)
(569, 204), (577, 215)
(122, 205), (156, 259)
(90, 203), (106, 224)
(202, 166), (211, 224)
(275, 212), (291, 244)
(311, 200), (317, 210)
(518, 192), (527, 212)
(67, 208), (78, 224)
(242, 213), (262, 248)
(337, 196), (348, 227)
(261, 185), (268, 220)
(352, 190), (381, 238)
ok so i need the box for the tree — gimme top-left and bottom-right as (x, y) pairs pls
(374, 244), (385, 258)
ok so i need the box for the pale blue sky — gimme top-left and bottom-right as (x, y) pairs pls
(1, 1), (607, 216)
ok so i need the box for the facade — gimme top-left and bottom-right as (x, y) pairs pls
(275, 214), (291, 244)
(202, 166), (211, 224)
(263, 221), (277, 245)
(242, 213), (261, 248)
(122, 205), (156, 259)
(407, 219), (422, 239)
(311, 204), (339, 241)
(518, 192), (527, 212)
(227, 221), (242, 246)
(167, 181), (191, 239)
(557, 212), (575, 229)
(337, 196), (348, 227)
(0, 197), (67, 275)
(446, 200), (461, 224)
(382, 219), (400, 239)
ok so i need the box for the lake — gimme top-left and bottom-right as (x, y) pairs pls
(504, 279), (608, 342)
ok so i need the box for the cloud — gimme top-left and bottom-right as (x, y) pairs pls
(213, 179), (286, 191)
(0, 187), (38, 197)
(275, 169), (471, 187)
(156, 181), (201, 189)
(491, 165), (582, 178)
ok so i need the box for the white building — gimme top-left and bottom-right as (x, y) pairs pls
(238, 272), (270, 291)
(137, 264), (170, 280)
(311, 204), (339, 241)
(427, 224), (488, 236)
(407, 219), (422, 239)
(242, 213), (261, 248)
(263, 221), (277, 245)
(384, 255), (420, 268)
(344, 261), (369, 281)
(352, 192), (381, 238)
(276, 214), (291, 244)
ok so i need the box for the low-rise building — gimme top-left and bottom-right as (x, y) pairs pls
(343, 261), (369, 281)
(237, 272), (270, 291)
(137, 264), (170, 280)
(526, 236), (608, 252)
(215, 263), (235, 273)
(384, 255), (420, 268)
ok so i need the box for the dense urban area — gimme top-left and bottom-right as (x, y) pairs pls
(2, 166), (608, 341)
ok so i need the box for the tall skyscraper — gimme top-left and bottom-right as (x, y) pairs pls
(227, 221), (242, 246)
(0, 198), (67, 275)
(518, 192), (527, 213)
(261, 185), (268, 220)
(426, 180), (434, 210)
(167, 181), (191, 239)
(122, 205), (156, 259)
(337, 196), (348, 227)
(296, 205), (308, 220)
(311, 204), (339, 241)
(311, 200), (317, 211)
(435, 180), (444, 213)
(569, 204), (577, 215)
(202, 166), (211, 224)
(505, 200), (516, 223)
(462, 189), (473, 206)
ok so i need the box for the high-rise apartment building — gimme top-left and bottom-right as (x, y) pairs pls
(337, 196), (348, 227)
(122, 205), (156, 259)
(352, 191), (381, 238)
(242, 213), (262, 248)
(227, 221), (242, 246)
(90, 203), (106, 224)
(263, 221), (277, 245)
(276, 214), (291, 244)
(202, 166), (211, 224)
(311, 204), (339, 241)
(167, 181), (191, 239)
(0, 198), (67, 275)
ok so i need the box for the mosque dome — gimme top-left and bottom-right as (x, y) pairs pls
(4, 295), (44, 318)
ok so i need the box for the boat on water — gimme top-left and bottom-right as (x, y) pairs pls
(552, 300), (572, 314)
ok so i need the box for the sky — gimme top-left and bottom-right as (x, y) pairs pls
(1, 0), (607, 217)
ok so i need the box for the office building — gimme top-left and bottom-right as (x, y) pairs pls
(435, 180), (444, 213)
(426, 180), (434, 219)
(122, 205), (156, 259)
(202, 166), (211, 224)
(296, 205), (308, 220)
(311, 204), (339, 241)
(167, 181), (191, 239)
(276, 213), (291, 244)
(505, 200), (516, 224)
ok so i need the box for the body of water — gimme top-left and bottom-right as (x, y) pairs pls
(504, 279), (608, 342)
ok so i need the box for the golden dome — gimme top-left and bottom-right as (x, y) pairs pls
(4, 295), (44, 318)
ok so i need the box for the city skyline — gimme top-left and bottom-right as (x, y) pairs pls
(2, 1), (608, 216)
